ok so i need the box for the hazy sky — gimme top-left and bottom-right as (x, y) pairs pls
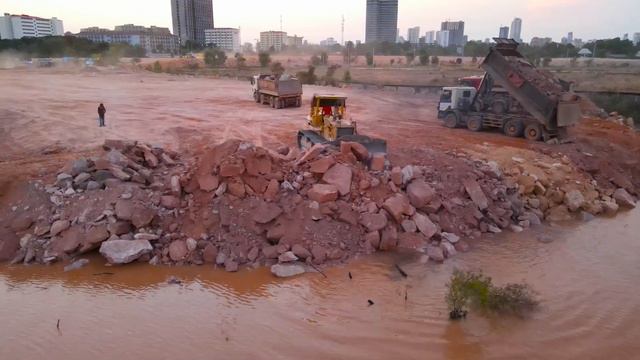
(3, 0), (638, 44)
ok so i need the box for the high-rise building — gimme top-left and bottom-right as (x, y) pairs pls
(440, 21), (465, 47)
(510, 18), (522, 43)
(287, 35), (304, 48)
(365, 0), (399, 43)
(633, 33), (640, 46)
(499, 26), (509, 39)
(425, 31), (435, 44)
(76, 25), (179, 53)
(171, 0), (214, 45)
(623, 33), (629, 41)
(320, 37), (338, 47)
(568, 32), (574, 43)
(259, 31), (287, 52)
(204, 28), (241, 52)
(0, 13), (64, 40)
(436, 30), (450, 47)
(407, 26), (420, 44)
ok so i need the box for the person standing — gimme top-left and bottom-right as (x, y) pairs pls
(98, 103), (106, 127)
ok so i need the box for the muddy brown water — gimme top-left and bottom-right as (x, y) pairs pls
(1, 209), (639, 360)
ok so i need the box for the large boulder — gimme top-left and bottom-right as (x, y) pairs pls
(131, 207), (155, 229)
(168, 240), (188, 261)
(202, 244), (218, 263)
(308, 184), (339, 203)
(359, 213), (388, 232)
(382, 194), (412, 223)
(50, 220), (70, 237)
(99, 240), (153, 264)
(413, 213), (438, 239)
(463, 178), (489, 211)
(406, 180), (436, 208)
(271, 263), (306, 278)
(309, 156), (336, 174)
(564, 190), (585, 212)
(546, 205), (572, 222)
(427, 245), (445, 263)
(614, 188), (636, 208)
(252, 202), (283, 224)
(115, 200), (134, 220)
(198, 174), (219, 192)
(80, 225), (110, 253)
(322, 164), (352, 196)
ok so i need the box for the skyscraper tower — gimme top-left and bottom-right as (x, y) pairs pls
(510, 17), (522, 43)
(171, 0), (214, 45)
(365, 0), (399, 43)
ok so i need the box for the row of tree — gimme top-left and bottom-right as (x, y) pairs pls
(276, 38), (639, 60)
(0, 36), (146, 59)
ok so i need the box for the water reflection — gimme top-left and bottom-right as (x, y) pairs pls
(0, 209), (639, 360)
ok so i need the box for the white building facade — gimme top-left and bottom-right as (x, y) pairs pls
(424, 31), (435, 44)
(76, 25), (179, 54)
(436, 30), (450, 47)
(204, 28), (241, 52)
(0, 13), (64, 40)
(259, 31), (287, 52)
(407, 26), (420, 44)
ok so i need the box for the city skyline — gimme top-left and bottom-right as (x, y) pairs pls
(1, 0), (638, 44)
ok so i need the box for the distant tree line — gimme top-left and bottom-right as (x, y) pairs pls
(284, 38), (639, 63)
(0, 35), (146, 59)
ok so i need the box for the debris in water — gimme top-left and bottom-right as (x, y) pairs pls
(348, 272), (353, 280)
(93, 272), (114, 276)
(395, 264), (408, 278)
(56, 319), (60, 330)
(368, 299), (375, 306)
(167, 276), (183, 285)
(309, 263), (327, 278)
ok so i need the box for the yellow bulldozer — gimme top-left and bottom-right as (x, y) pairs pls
(296, 94), (387, 154)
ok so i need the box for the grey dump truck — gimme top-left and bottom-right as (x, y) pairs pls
(252, 74), (303, 109)
(438, 38), (582, 141)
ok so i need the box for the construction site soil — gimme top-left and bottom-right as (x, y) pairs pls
(0, 68), (638, 274)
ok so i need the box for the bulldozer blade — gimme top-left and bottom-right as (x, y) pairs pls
(334, 135), (388, 155)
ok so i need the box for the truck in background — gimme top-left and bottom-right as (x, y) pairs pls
(251, 74), (303, 109)
(438, 39), (582, 141)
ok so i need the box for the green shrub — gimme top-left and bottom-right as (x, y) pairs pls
(446, 269), (538, 320)
(152, 60), (162, 73)
(258, 52), (271, 67)
(343, 70), (352, 83)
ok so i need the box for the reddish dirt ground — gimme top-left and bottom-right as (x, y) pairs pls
(1, 67), (638, 192)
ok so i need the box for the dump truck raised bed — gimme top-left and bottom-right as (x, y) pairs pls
(439, 38), (582, 141)
(252, 74), (303, 109)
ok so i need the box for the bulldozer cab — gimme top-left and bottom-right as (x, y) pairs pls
(309, 95), (347, 129)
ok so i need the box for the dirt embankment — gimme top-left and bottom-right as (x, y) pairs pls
(0, 121), (637, 275)
(0, 70), (638, 275)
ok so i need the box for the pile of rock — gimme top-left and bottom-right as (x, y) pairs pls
(8, 139), (186, 266)
(9, 137), (635, 274)
(603, 112), (636, 129)
(158, 139), (534, 271)
(506, 155), (636, 224)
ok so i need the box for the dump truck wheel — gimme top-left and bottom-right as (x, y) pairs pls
(492, 100), (507, 115)
(524, 124), (543, 141)
(467, 117), (483, 132)
(296, 97), (302, 107)
(270, 97), (276, 108)
(254, 92), (260, 103)
(444, 112), (458, 129)
(504, 119), (524, 137)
